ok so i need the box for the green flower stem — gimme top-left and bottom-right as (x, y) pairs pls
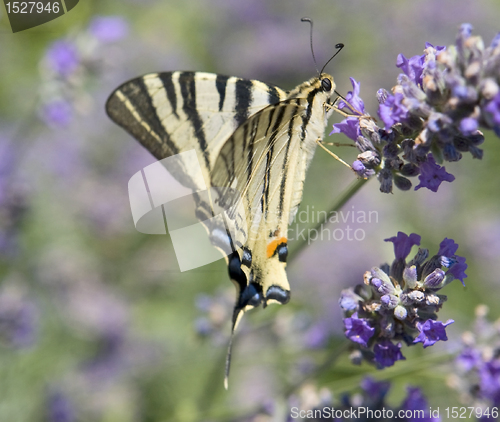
(289, 176), (370, 260)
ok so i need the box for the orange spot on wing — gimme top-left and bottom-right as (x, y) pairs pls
(266, 237), (287, 258)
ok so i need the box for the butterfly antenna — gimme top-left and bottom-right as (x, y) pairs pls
(320, 43), (344, 75)
(301, 17), (320, 75)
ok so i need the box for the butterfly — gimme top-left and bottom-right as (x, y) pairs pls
(106, 47), (344, 386)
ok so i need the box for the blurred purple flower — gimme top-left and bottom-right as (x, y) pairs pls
(484, 92), (500, 136)
(45, 41), (79, 76)
(0, 292), (37, 348)
(314, 377), (437, 421)
(41, 100), (73, 127)
(457, 347), (482, 371)
(480, 360), (500, 400)
(415, 154), (455, 192)
(452, 306), (500, 413)
(88, 16), (129, 43)
(401, 386), (440, 421)
(414, 319), (454, 348)
(304, 319), (331, 349)
(0, 138), (17, 205)
(46, 389), (75, 422)
(82, 330), (126, 383)
(460, 117), (479, 135)
(374, 339), (405, 368)
(360, 377), (391, 400)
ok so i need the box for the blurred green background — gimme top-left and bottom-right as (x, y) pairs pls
(1, 0), (500, 421)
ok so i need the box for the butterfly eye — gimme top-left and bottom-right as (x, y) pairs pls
(321, 78), (332, 92)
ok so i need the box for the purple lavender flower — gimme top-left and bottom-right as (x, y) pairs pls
(330, 78), (367, 143)
(438, 238), (468, 285)
(385, 232), (421, 260)
(45, 41), (79, 76)
(330, 117), (361, 141)
(397, 52), (425, 85)
(88, 16), (129, 43)
(340, 232), (466, 368)
(337, 77), (366, 115)
(379, 92), (410, 128)
(414, 154), (455, 192)
(414, 319), (454, 348)
(351, 159), (376, 178)
(343, 313), (375, 347)
(374, 339), (406, 368)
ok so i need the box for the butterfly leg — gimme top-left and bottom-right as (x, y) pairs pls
(327, 96), (366, 117)
(322, 141), (357, 148)
(316, 138), (352, 170)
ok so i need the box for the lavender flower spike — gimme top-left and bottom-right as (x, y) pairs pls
(329, 24), (500, 193)
(340, 232), (466, 369)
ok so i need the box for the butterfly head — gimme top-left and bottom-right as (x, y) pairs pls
(288, 73), (336, 108)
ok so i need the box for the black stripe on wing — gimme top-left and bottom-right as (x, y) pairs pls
(216, 75), (229, 112)
(105, 76), (180, 160)
(263, 105), (287, 218)
(178, 71), (211, 171)
(158, 73), (179, 119)
(278, 105), (299, 218)
(234, 79), (254, 127)
(301, 87), (321, 141)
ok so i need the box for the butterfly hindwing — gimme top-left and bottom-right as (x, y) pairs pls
(211, 76), (336, 332)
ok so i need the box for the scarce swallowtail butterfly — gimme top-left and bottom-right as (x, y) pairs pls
(105, 26), (345, 387)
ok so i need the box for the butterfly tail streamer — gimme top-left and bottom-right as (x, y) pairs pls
(224, 330), (234, 390)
